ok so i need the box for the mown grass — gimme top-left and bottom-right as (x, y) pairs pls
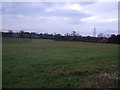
(2, 38), (119, 88)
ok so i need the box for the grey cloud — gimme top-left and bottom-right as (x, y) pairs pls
(2, 2), (46, 15)
(47, 9), (90, 18)
(79, 2), (96, 5)
(2, 2), (91, 19)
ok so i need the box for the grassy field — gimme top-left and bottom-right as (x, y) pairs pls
(2, 38), (119, 88)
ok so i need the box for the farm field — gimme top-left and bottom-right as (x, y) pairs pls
(2, 38), (119, 88)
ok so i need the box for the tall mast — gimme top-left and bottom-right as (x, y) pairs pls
(93, 27), (96, 37)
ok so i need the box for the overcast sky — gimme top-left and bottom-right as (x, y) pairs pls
(1, 1), (118, 35)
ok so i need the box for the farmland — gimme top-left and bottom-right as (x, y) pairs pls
(2, 38), (119, 88)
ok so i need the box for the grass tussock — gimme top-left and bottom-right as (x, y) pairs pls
(85, 72), (119, 88)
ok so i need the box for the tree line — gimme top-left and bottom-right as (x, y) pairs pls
(2, 30), (120, 44)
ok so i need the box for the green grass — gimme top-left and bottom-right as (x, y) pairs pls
(2, 38), (119, 88)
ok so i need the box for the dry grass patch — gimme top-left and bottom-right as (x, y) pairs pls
(85, 72), (119, 88)
(54, 68), (89, 76)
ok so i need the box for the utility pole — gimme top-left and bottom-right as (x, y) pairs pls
(93, 27), (96, 37)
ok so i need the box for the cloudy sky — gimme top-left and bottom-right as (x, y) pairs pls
(1, 1), (118, 35)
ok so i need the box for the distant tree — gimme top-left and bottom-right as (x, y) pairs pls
(24, 32), (30, 38)
(38, 33), (43, 39)
(71, 31), (77, 37)
(8, 30), (13, 38)
(76, 33), (80, 36)
(98, 33), (103, 38)
(30, 32), (38, 39)
(117, 34), (120, 44)
(44, 33), (49, 36)
(19, 30), (24, 38)
(108, 34), (117, 43)
(65, 33), (70, 37)
(104, 34), (110, 38)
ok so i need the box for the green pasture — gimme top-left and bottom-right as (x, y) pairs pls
(2, 38), (119, 88)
